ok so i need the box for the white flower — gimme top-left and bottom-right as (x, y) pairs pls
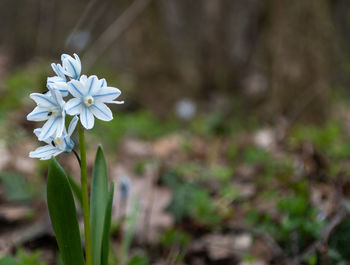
(29, 116), (79, 160)
(65, 75), (124, 130)
(27, 88), (66, 141)
(61, 53), (81, 80)
(47, 63), (69, 97)
(174, 98), (196, 121)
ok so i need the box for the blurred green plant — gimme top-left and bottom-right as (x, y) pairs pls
(162, 171), (221, 227)
(0, 172), (35, 202)
(290, 121), (350, 160)
(242, 146), (272, 165)
(127, 254), (149, 265)
(0, 249), (47, 265)
(92, 111), (178, 148)
(328, 217), (350, 265)
(0, 63), (47, 116)
(246, 190), (325, 256)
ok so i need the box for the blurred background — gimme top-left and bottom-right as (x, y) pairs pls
(2, 0), (350, 264)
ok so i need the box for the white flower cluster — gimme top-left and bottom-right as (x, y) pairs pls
(27, 53), (124, 160)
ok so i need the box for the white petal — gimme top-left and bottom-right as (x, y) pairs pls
(80, 107), (94, 130)
(73, 53), (81, 76)
(49, 87), (65, 107)
(80, 75), (88, 85)
(93, 86), (121, 102)
(68, 80), (87, 98)
(47, 81), (69, 97)
(39, 116), (60, 140)
(86, 75), (99, 95)
(62, 54), (81, 79)
(90, 102), (113, 121)
(27, 106), (49, 121)
(29, 145), (61, 160)
(47, 76), (65, 84)
(30, 93), (56, 107)
(33, 128), (41, 138)
(104, 100), (124, 104)
(55, 116), (65, 138)
(68, 116), (79, 136)
(51, 63), (65, 79)
(65, 98), (83, 115)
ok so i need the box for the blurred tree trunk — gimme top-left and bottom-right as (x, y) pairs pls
(266, 0), (332, 123)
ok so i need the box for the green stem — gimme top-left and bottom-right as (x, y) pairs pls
(78, 122), (92, 265)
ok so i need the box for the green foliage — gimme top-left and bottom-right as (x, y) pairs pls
(162, 171), (221, 226)
(127, 255), (149, 265)
(246, 191), (325, 255)
(67, 174), (82, 206)
(133, 160), (146, 176)
(0, 249), (47, 265)
(189, 112), (233, 136)
(101, 182), (115, 265)
(47, 158), (85, 265)
(210, 165), (234, 183)
(328, 217), (350, 265)
(0, 63), (47, 117)
(0, 172), (35, 202)
(277, 195), (324, 246)
(290, 121), (350, 159)
(242, 146), (272, 165)
(92, 111), (177, 146)
(159, 229), (190, 250)
(91, 146), (109, 265)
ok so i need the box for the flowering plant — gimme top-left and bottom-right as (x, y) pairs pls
(27, 54), (123, 265)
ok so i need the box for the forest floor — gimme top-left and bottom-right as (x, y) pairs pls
(1, 104), (350, 265)
(1, 64), (350, 265)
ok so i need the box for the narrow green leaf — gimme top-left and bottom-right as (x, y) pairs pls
(67, 174), (82, 207)
(101, 182), (114, 265)
(47, 158), (85, 265)
(90, 145), (109, 265)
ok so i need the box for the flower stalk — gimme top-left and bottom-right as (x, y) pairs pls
(78, 122), (92, 265)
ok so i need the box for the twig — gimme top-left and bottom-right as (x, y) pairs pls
(83, 0), (153, 69)
(296, 203), (349, 264)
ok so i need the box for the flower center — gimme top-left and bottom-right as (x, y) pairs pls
(84, 95), (94, 106)
(53, 137), (62, 147)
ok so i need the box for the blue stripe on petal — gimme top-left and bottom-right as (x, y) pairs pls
(32, 94), (56, 106)
(88, 76), (95, 94)
(51, 90), (59, 105)
(70, 83), (83, 96)
(91, 105), (110, 119)
(35, 147), (58, 156)
(94, 92), (117, 98)
(41, 117), (59, 139)
(67, 101), (82, 112)
(28, 110), (48, 118)
(68, 60), (78, 79)
(85, 108), (88, 128)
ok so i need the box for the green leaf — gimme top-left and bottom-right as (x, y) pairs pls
(47, 158), (85, 265)
(90, 145), (109, 265)
(101, 182), (114, 265)
(67, 174), (82, 207)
